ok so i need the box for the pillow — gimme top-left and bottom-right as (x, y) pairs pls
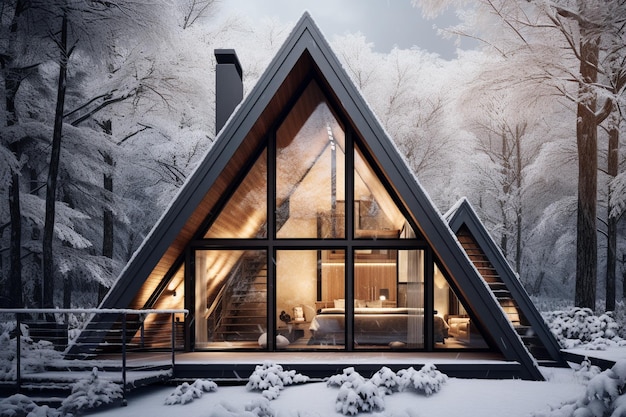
(334, 299), (345, 309)
(355, 299), (366, 308)
(366, 300), (382, 308)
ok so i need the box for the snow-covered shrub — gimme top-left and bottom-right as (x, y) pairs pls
(245, 361), (309, 400)
(0, 327), (16, 380)
(0, 322), (63, 381)
(0, 394), (60, 417)
(164, 379), (218, 405)
(66, 312), (94, 344)
(326, 367), (366, 388)
(532, 359), (626, 417)
(573, 357), (602, 383)
(370, 366), (400, 394)
(543, 307), (626, 349)
(59, 367), (123, 415)
(21, 339), (64, 373)
(328, 365), (448, 415)
(335, 377), (385, 415)
(397, 364), (448, 396)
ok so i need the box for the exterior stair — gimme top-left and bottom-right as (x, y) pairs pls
(456, 227), (557, 364)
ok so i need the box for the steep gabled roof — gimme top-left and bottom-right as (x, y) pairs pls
(88, 13), (545, 380)
(445, 197), (566, 367)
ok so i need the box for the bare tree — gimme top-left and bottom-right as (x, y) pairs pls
(181, 0), (217, 29)
(413, 0), (626, 309)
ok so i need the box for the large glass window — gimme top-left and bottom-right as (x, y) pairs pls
(433, 263), (488, 349)
(191, 76), (490, 354)
(354, 145), (415, 239)
(276, 81), (345, 239)
(352, 249), (425, 350)
(277, 250), (345, 350)
(195, 249), (267, 350)
(205, 150), (267, 239)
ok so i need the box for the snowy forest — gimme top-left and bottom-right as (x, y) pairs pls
(0, 0), (625, 313)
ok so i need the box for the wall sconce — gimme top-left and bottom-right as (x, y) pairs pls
(379, 288), (389, 301)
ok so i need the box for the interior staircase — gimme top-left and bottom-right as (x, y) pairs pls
(211, 254), (267, 342)
(456, 227), (554, 363)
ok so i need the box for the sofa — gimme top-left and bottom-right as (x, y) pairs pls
(447, 316), (471, 342)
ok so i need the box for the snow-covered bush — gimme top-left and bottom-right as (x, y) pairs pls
(0, 322), (63, 380)
(329, 365), (448, 415)
(543, 307), (626, 349)
(0, 327), (16, 380)
(66, 313), (93, 344)
(0, 394), (60, 417)
(326, 367), (366, 388)
(59, 367), (123, 415)
(245, 361), (309, 400)
(532, 359), (626, 417)
(370, 366), (400, 394)
(397, 364), (448, 396)
(164, 379), (218, 405)
(573, 357), (602, 383)
(335, 378), (385, 415)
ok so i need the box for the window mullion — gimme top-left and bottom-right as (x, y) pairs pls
(267, 130), (277, 350)
(345, 127), (355, 351)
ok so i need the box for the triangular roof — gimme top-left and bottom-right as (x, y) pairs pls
(445, 197), (566, 366)
(86, 12), (545, 380)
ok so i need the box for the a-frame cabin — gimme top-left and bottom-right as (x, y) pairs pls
(75, 13), (564, 380)
(445, 198), (567, 367)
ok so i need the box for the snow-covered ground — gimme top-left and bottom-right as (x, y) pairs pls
(3, 307), (626, 416)
(81, 306), (626, 417)
(82, 365), (584, 417)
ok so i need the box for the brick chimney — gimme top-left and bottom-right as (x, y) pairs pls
(214, 49), (243, 135)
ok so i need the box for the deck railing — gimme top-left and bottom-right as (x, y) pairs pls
(0, 308), (188, 403)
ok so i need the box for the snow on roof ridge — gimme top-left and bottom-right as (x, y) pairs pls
(443, 196), (470, 220)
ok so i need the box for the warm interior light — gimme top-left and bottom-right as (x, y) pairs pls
(379, 288), (389, 301)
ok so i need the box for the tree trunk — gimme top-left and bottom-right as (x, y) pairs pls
(100, 120), (114, 303)
(500, 129), (510, 259)
(8, 167), (23, 308)
(42, 14), (68, 309)
(515, 124), (524, 274)
(6, 74), (22, 307)
(5, 63), (23, 309)
(574, 31), (599, 310)
(605, 108), (619, 311)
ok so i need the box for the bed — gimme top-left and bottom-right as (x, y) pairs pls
(308, 307), (448, 346)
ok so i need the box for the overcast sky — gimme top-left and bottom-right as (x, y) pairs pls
(218, 0), (471, 60)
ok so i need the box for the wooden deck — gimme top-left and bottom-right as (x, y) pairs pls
(92, 350), (529, 381)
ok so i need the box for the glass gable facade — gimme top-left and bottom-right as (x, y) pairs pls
(192, 78), (489, 351)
